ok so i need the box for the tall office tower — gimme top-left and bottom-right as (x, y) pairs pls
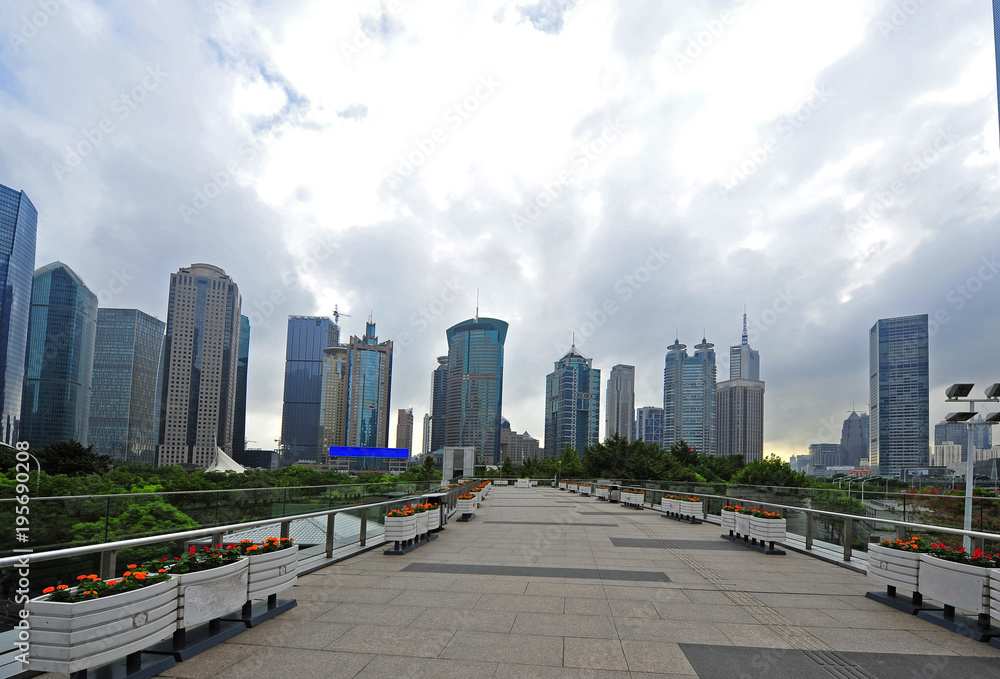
(544, 345), (600, 457)
(934, 418), (992, 463)
(89, 308), (165, 464)
(232, 315), (250, 458)
(633, 406), (664, 446)
(0, 184), (37, 446)
(345, 317), (393, 448)
(317, 343), (348, 462)
(729, 313), (760, 380)
(395, 407), (414, 451)
(869, 314), (929, 477)
(809, 442), (843, 468)
(444, 315), (507, 464)
(605, 364), (635, 441)
(840, 411), (870, 468)
(157, 264), (241, 468)
(280, 316), (337, 463)
(500, 418), (541, 464)
(663, 337), (717, 455)
(20, 262), (98, 448)
(429, 355), (448, 453)
(422, 413), (431, 455)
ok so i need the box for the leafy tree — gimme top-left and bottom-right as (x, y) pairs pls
(729, 455), (812, 487)
(500, 457), (515, 477)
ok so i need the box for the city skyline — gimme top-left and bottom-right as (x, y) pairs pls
(1, 2), (998, 461)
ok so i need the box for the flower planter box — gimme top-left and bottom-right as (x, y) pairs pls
(991, 569), (1000, 625)
(866, 544), (920, 593)
(415, 511), (429, 537)
(456, 498), (477, 514)
(621, 491), (645, 508)
(660, 499), (678, 514)
(678, 500), (703, 518)
(247, 545), (298, 601)
(568, 483), (578, 493)
(918, 554), (991, 615)
(721, 509), (736, 531)
(734, 513), (751, 537)
(595, 487), (608, 499)
(176, 558), (249, 629)
(749, 517), (785, 543)
(385, 515), (418, 542)
(579, 485), (591, 496)
(559, 482), (567, 490)
(27, 578), (179, 675)
(427, 506), (442, 531)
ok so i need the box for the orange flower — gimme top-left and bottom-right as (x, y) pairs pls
(77, 574), (88, 581)
(43, 586), (55, 594)
(127, 564), (138, 569)
(56, 584), (68, 590)
(158, 568), (166, 573)
(107, 580), (117, 586)
(123, 571), (132, 577)
(134, 572), (146, 580)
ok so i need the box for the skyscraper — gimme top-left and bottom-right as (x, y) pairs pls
(422, 412), (431, 455)
(444, 315), (507, 464)
(0, 183), (37, 446)
(544, 345), (601, 457)
(281, 316), (337, 463)
(429, 355), (448, 453)
(869, 314), (929, 477)
(345, 318), (393, 448)
(20, 262), (98, 448)
(89, 308), (165, 464)
(934, 418), (991, 463)
(716, 315), (764, 462)
(633, 406), (664, 446)
(395, 407), (414, 452)
(605, 364), (635, 441)
(157, 263), (241, 468)
(809, 442), (843, 468)
(663, 337), (717, 455)
(318, 343), (349, 462)
(232, 314), (250, 458)
(840, 411), (870, 468)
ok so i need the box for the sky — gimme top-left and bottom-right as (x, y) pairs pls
(1, 0), (999, 461)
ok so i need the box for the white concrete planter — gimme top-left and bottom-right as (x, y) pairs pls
(734, 513), (751, 536)
(247, 546), (298, 601)
(385, 515), (418, 542)
(415, 511), (429, 535)
(991, 569), (1000, 624)
(515, 479), (531, 488)
(559, 482), (567, 490)
(721, 510), (736, 531)
(427, 506), (442, 531)
(457, 498), (477, 514)
(660, 499), (678, 514)
(918, 554), (991, 614)
(175, 558), (249, 628)
(579, 484), (591, 496)
(596, 487), (608, 499)
(866, 544), (920, 593)
(568, 483), (578, 493)
(679, 500), (703, 518)
(27, 578), (178, 674)
(749, 517), (785, 542)
(621, 491), (645, 507)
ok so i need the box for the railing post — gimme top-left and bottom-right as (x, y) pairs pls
(805, 512), (814, 550)
(210, 531), (223, 546)
(974, 536), (985, 553)
(99, 549), (117, 579)
(280, 520), (290, 539)
(326, 513), (335, 558)
(896, 524), (906, 541)
(359, 508), (368, 546)
(843, 517), (854, 562)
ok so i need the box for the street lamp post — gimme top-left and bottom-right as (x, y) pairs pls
(860, 476), (876, 504)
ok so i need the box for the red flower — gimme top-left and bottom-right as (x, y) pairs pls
(42, 586), (55, 594)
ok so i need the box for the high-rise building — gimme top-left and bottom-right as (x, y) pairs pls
(422, 412), (431, 455)
(89, 308), (165, 464)
(232, 314), (250, 458)
(157, 263), (241, 468)
(605, 364), (635, 441)
(544, 344), (600, 457)
(395, 407), (414, 452)
(716, 315), (764, 462)
(869, 314), (929, 477)
(500, 418), (541, 464)
(318, 343), (349, 462)
(20, 262), (98, 448)
(934, 418), (992, 463)
(444, 315), (507, 464)
(840, 411), (870, 468)
(809, 442), (843, 468)
(429, 355), (448, 453)
(663, 337), (717, 455)
(280, 316), (337, 463)
(633, 406), (664, 446)
(345, 318), (393, 448)
(0, 184), (36, 447)
(930, 443), (962, 468)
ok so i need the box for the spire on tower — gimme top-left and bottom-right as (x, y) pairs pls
(475, 289), (479, 322)
(742, 308), (748, 346)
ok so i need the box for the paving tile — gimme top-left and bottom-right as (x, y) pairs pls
(227, 619), (354, 649)
(439, 630), (564, 665)
(512, 611), (619, 638)
(563, 637), (628, 670)
(315, 601), (426, 626)
(620, 640), (698, 674)
(324, 624), (455, 657)
(353, 655), (497, 679)
(474, 592), (566, 613)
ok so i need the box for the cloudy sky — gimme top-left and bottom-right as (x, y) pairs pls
(1, 0), (998, 460)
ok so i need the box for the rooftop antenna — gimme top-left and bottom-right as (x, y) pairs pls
(572, 332), (576, 349)
(475, 289), (480, 322)
(742, 306), (748, 346)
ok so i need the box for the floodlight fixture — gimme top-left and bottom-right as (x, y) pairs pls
(985, 383), (1000, 399)
(946, 383), (975, 399)
(945, 411), (977, 423)
(985, 412), (1000, 424)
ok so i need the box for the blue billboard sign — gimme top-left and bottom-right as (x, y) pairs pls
(329, 446), (410, 459)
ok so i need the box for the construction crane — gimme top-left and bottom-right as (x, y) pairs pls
(332, 304), (351, 325)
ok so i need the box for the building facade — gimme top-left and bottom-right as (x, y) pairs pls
(499, 419), (542, 465)
(0, 183), (37, 447)
(20, 262), (98, 448)
(281, 316), (338, 463)
(605, 364), (635, 441)
(663, 337), (717, 455)
(544, 345), (600, 457)
(869, 314), (929, 477)
(930, 443), (962, 468)
(715, 379), (764, 463)
(157, 263), (242, 468)
(395, 407), (414, 452)
(809, 442), (843, 468)
(89, 308), (165, 464)
(633, 406), (664, 447)
(443, 316), (507, 464)
(729, 314), (760, 380)
(232, 315), (250, 458)
(934, 418), (992, 463)
(428, 355), (449, 453)
(318, 344), (349, 462)
(840, 411), (870, 468)
(345, 319), (393, 448)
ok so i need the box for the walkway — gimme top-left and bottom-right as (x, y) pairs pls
(149, 486), (1000, 678)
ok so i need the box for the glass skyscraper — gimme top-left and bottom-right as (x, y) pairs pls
(869, 314), (929, 477)
(345, 318), (393, 448)
(544, 345), (600, 457)
(20, 262), (98, 448)
(605, 364), (635, 441)
(444, 316), (507, 464)
(717, 315), (764, 462)
(232, 314), (250, 457)
(281, 316), (338, 463)
(934, 418), (991, 463)
(89, 308), (165, 464)
(663, 337), (717, 455)
(632, 406), (664, 446)
(0, 183), (37, 446)
(428, 355), (449, 453)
